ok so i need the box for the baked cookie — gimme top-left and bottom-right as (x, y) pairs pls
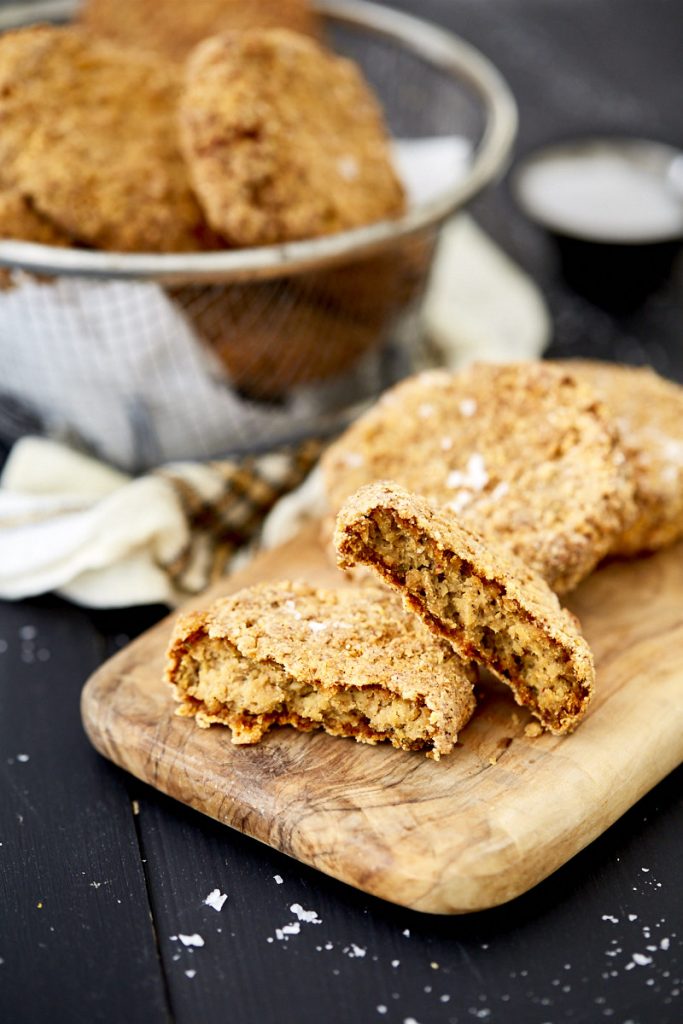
(555, 360), (683, 556)
(80, 0), (320, 63)
(0, 188), (72, 247)
(180, 29), (405, 246)
(172, 276), (389, 400)
(322, 362), (636, 593)
(335, 482), (595, 734)
(0, 26), (214, 252)
(166, 580), (476, 758)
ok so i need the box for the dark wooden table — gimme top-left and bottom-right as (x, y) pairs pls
(2, 2), (682, 1022)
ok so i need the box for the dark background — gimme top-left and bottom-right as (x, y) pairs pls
(1, 1), (682, 1022)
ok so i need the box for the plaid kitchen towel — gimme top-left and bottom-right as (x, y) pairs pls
(0, 435), (324, 607)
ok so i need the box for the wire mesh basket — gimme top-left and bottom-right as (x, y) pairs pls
(0, 0), (516, 472)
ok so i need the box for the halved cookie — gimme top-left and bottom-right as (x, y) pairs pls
(322, 362), (636, 593)
(555, 360), (683, 556)
(334, 482), (595, 734)
(167, 580), (476, 758)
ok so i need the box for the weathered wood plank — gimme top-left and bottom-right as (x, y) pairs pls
(0, 596), (170, 1024)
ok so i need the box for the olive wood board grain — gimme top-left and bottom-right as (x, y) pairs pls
(81, 525), (683, 914)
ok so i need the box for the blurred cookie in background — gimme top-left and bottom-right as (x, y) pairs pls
(0, 187), (74, 289)
(0, 26), (215, 252)
(79, 0), (320, 62)
(180, 28), (405, 246)
(173, 274), (392, 401)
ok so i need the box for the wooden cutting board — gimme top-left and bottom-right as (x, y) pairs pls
(81, 526), (683, 914)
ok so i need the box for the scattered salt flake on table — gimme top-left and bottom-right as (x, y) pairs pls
(628, 914), (638, 922)
(377, 1007), (387, 1016)
(273, 875), (284, 885)
(275, 922), (300, 940)
(185, 969), (196, 979)
(324, 942), (333, 950)
(178, 933), (204, 948)
(440, 994), (451, 1003)
(404, 1018), (422, 1024)
(266, 937), (274, 943)
(661, 937), (670, 950)
(602, 915), (619, 924)
(402, 929), (410, 938)
(0, 639), (7, 653)
(16, 754), (29, 763)
(19, 625), (36, 640)
(345, 944), (366, 958)
(641, 867), (650, 872)
(391, 959), (400, 968)
(290, 904), (321, 924)
(203, 889), (227, 912)
(632, 953), (652, 966)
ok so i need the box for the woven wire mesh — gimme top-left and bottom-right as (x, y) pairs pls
(0, 5), (489, 472)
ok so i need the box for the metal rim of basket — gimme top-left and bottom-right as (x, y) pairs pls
(0, 0), (518, 284)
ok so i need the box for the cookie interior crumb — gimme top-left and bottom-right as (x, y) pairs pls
(335, 483), (595, 735)
(167, 582), (476, 758)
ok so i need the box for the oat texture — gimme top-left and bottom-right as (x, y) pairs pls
(180, 29), (405, 246)
(166, 580), (476, 758)
(0, 26), (214, 252)
(335, 482), (595, 734)
(322, 362), (636, 593)
(555, 360), (683, 556)
(80, 0), (320, 62)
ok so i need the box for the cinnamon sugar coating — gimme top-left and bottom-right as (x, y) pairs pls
(323, 362), (636, 593)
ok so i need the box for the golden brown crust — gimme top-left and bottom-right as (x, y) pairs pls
(334, 482), (595, 734)
(0, 188), (72, 247)
(555, 360), (683, 556)
(322, 362), (637, 593)
(0, 26), (216, 252)
(166, 581), (476, 757)
(179, 29), (405, 246)
(79, 0), (320, 62)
